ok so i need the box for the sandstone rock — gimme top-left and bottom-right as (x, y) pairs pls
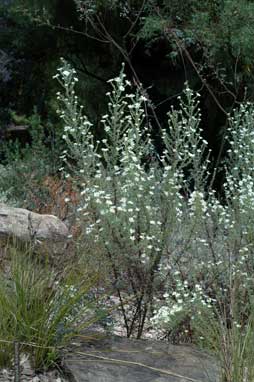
(0, 204), (68, 254)
(64, 336), (219, 382)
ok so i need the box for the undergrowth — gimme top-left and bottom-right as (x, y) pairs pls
(0, 245), (100, 370)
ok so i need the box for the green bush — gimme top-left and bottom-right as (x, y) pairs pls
(0, 245), (99, 370)
(0, 112), (62, 209)
(55, 60), (210, 338)
(55, 59), (254, 378)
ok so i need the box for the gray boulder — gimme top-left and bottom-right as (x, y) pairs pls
(0, 204), (68, 254)
(64, 336), (219, 382)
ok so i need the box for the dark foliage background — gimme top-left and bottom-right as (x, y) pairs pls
(1, 0), (254, 177)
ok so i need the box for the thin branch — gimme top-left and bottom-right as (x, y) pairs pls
(68, 54), (107, 84)
(123, 0), (147, 39)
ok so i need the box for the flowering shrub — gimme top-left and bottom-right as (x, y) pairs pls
(55, 58), (254, 370)
(152, 103), (254, 379)
(55, 59), (211, 337)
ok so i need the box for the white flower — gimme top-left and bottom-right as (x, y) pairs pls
(63, 70), (70, 77)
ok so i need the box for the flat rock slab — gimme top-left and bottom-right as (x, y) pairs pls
(64, 336), (219, 382)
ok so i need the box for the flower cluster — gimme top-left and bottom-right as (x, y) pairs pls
(54, 58), (96, 180)
(152, 276), (213, 331)
(54, 61), (254, 340)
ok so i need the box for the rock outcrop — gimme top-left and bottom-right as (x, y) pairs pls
(64, 336), (219, 382)
(0, 204), (68, 254)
